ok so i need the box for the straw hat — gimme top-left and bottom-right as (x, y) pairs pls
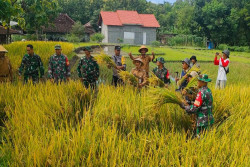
(138, 45), (148, 53)
(0, 45), (8, 53)
(133, 58), (144, 65)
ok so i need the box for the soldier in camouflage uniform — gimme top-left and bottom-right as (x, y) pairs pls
(77, 46), (99, 88)
(48, 45), (70, 83)
(18, 44), (44, 83)
(153, 57), (170, 86)
(0, 45), (13, 82)
(180, 74), (214, 137)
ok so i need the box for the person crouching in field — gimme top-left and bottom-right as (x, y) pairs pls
(214, 50), (230, 89)
(180, 74), (214, 138)
(0, 45), (13, 83)
(77, 46), (99, 89)
(19, 44), (44, 84)
(131, 58), (148, 88)
(129, 45), (155, 77)
(153, 57), (170, 87)
(48, 45), (70, 84)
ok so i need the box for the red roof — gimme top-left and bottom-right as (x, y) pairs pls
(99, 10), (160, 28)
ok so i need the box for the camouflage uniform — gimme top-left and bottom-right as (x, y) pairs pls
(77, 55), (99, 88)
(152, 66), (170, 84)
(0, 56), (13, 82)
(48, 54), (70, 83)
(185, 86), (214, 136)
(19, 54), (44, 83)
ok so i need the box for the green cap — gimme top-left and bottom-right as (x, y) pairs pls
(156, 57), (165, 64)
(83, 46), (92, 52)
(55, 44), (61, 50)
(198, 74), (212, 82)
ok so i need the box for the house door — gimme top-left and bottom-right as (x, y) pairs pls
(143, 32), (146, 45)
(124, 32), (135, 44)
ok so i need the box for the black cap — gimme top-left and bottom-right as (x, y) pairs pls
(115, 46), (121, 51)
(190, 55), (197, 61)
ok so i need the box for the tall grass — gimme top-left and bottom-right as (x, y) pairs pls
(0, 81), (249, 166)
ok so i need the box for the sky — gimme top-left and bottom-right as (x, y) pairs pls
(147, 0), (176, 4)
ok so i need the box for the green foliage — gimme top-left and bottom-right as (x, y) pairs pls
(169, 35), (205, 47)
(151, 41), (161, 47)
(217, 44), (229, 50)
(66, 34), (81, 43)
(90, 33), (105, 43)
(70, 21), (85, 38)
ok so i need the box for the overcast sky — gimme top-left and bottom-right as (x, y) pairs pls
(147, 0), (176, 4)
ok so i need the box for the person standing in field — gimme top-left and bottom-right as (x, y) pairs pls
(129, 45), (155, 77)
(109, 46), (126, 87)
(214, 50), (230, 89)
(180, 74), (214, 138)
(152, 57), (170, 86)
(48, 44), (70, 83)
(77, 46), (99, 89)
(0, 45), (13, 82)
(18, 44), (44, 83)
(190, 55), (200, 68)
(131, 58), (148, 88)
(175, 58), (191, 90)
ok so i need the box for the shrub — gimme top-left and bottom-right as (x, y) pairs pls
(90, 33), (105, 43)
(151, 41), (161, 47)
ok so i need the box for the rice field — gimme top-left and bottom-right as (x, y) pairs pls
(0, 42), (249, 166)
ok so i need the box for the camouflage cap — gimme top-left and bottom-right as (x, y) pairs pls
(55, 44), (62, 50)
(83, 46), (92, 52)
(0, 45), (8, 53)
(156, 57), (165, 64)
(198, 74), (211, 82)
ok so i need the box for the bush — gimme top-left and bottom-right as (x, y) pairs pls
(168, 35), (205, 47)
(217, 44), (228, 50)
(90, 33), (105, 43)
(66, 34), (81, 43)
(151, 41), (161, 47)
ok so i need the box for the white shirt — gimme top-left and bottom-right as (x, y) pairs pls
(217, 58), (229, 81)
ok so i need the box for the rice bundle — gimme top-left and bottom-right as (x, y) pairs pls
(95, 51), (116, 68)
(184, 76), (198, 91)
(177, 65), (200, 86)
(147, 87), (183, 109)
(148, 72), (165, 87)
(118, 71), (138, 86)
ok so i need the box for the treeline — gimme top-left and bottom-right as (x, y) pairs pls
(1, 0), (249, 46)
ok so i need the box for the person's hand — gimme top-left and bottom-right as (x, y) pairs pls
(67, 77), (70, 81)
(164, 84), (168, 88)
(184, 75), (188, 79)
(182, 100), (189, 106)
(138, 83), (143, 88)
(219, 53), (222, 58)
(50, 78), (54, 83)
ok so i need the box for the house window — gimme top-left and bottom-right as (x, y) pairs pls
(124, 32), (135, 44)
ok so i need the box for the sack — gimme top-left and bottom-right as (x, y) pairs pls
(224, 67), (229, 74)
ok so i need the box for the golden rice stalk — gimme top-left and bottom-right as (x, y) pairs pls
(184, 76), (198, 91)
(118, 71), (138, 86)
(147, 87), (183, 109)
(178, 65), (200, 86)
(148, 72), (165, 87)
(95, 51), (116, 68)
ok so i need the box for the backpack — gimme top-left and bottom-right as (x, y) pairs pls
(223, 67), (229, 74)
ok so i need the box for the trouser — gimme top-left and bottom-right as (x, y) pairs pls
(24, 74), (39, 84)
(111, 75), (123, 87)
(215, 80), (226, 89)
(196, 126), (209, 137)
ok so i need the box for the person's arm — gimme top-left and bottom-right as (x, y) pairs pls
(140, 73), (148, 87)
(220, 58), (229, 67)
(77, 59), (82, 78)
(185, 91), (202, 114)
(129, 52), (135, 60)
(214, 54), (219, 65)
(38, 56), (44, 78)
(18, 56), (25, 76)
(65, 56), (70, 79)
(48, 56), (53, 79)
(150, 52), (155, 61)
(164, 70), (170, 84)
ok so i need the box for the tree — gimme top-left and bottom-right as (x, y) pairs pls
(0, 0), (24, 44)
(21, 0), (59, 40)
(90, 33), (105, 43)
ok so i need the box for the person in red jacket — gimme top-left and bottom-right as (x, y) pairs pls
(214, 50), (230, 89)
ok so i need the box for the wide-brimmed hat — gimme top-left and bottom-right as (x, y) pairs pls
(0, 45), (8, 53)
(83, 46), (92, 52)
(133, 58), (144, 65)
(198, 74), (211, 82)
(182, 58), (190, 66)
(222, 50), (230, 58)
(156, 57), (165, 64)
(138, 45), (148, 53)
(55, 44), (62, 50)
(189, 71), (198, 78)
